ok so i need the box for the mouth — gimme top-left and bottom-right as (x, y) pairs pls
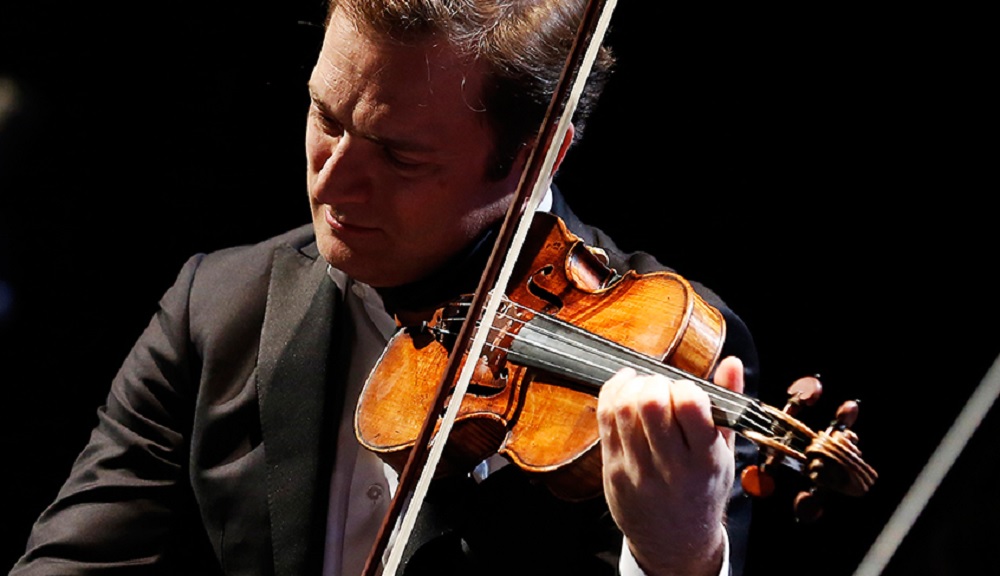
(324, 206), (378, 235)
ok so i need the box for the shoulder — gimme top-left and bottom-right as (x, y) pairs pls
(549, 190), (759, 389)
(183, 223), (317, 290)
(547, 185), (673, 275)
(191, 223), (318, 280)
(158, 223), (319, 334)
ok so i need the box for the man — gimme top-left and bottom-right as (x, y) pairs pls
(11, 1), (758, 575)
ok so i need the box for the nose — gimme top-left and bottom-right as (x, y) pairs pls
(310, 132), (373, 205)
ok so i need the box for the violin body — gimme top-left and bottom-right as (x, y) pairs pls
(356, 212), (728, 500)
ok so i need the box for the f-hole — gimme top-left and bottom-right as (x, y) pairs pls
(526, 264), (564, 311)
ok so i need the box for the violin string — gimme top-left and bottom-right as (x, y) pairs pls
(432, 302), (799, 443)
(432, 317), (779, 440)
(435, 305), (767, 431)
(494, 300), (779, 429)
(498, 308), (773, 431)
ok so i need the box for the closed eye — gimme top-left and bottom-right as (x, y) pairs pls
(310, 104), (344, 137)
(384, 147), (426, 170)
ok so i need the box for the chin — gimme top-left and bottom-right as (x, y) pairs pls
(314, 229), (348, 267)
(315, 237), (384, 285)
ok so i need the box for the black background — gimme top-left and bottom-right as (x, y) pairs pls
(2, 2), (996, 575)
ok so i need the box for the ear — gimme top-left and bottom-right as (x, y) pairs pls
(551, 122), (576, 176)
(510, 123), (576, 184)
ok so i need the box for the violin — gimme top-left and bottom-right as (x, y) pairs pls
(356, 211), (877, 511)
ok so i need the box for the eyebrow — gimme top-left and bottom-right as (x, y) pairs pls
(307, 86), (436, 154)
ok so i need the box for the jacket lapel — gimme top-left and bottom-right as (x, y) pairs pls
(256, 244), (345, 576)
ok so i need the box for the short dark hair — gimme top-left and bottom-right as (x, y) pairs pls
(327, 0), (615, 179)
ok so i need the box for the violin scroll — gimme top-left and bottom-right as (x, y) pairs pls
(740, 376), (877, 522)
(739, 375), (823, 499)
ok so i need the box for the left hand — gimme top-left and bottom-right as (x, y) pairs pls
(597, 356), (745, 576)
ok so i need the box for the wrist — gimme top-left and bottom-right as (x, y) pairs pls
(626, 523), (728, 576)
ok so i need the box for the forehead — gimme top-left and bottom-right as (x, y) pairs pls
(312, 8), (491, 144)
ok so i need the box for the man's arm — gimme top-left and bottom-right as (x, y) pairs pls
(11, 256), (216, 574)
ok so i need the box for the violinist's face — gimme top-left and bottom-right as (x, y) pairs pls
(306, 8), (523, 288)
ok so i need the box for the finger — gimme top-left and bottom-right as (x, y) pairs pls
(622, 375), (707, 486)
(661, 379), (717, 452)
(598, 368), (636, 458)
(600, 370), (664, 482)
(712, 356), (745, 447)
(713, 356), (744, 394)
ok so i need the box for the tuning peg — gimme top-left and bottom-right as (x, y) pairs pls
(793, 486), (825, 523)
(784, 374), (822, 415)
(831, 399), (860, 431)
(740, 464), (776, 498)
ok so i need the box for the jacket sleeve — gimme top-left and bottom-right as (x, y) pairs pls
(10, 254), (220, 575)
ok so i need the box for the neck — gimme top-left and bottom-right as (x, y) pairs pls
(376, 222), (500, 324)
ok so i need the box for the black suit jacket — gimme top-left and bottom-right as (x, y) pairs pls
(11, 195), (759, 576)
